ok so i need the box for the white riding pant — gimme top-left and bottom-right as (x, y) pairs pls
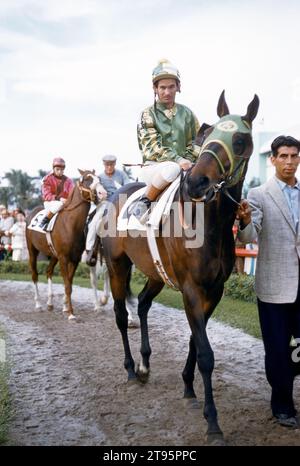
(44, 200), (64, 215)
(85, 202), (107, 251)
(139, 161), (180, 189)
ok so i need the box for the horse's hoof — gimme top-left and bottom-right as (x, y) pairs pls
(100, 296), (109, 305)
(62, 308), (68, 313)
(128, 319), (139, 329)
(35, 304), (42, 310)
(183, 398), (201, 410)
(47, 305), (54, 311)
(136, 364), (150, 384)
(68, 314), (77, 321)
(206, 432), (226, 446)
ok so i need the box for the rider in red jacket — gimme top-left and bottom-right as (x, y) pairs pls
(39, 157), (74, 230)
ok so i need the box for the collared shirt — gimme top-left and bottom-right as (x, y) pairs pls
(99, 169), (130, 199)
(276, 176), (300, 230)
(137, 101), (200, 163)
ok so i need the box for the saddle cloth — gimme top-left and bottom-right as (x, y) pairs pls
(117, 176), (181, 232)
(27, 209), (58, 233)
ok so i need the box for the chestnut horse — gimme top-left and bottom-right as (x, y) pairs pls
(102, 92), (259, 443)
(26, 169), (106, 320)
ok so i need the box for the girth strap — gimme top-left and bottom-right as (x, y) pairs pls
(46, 232), (58, 258)
(146, 224), (179, 291)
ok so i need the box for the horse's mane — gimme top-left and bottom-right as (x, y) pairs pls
(62, 184), (77, 209)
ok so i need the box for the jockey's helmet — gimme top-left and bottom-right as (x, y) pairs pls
(152, 59), (180, 85)
(53, 157), (66, 168)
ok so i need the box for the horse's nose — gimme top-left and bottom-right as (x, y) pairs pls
(187, 175), (210, 199)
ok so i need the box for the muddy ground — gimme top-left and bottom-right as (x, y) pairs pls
(0, 279), (300, 446)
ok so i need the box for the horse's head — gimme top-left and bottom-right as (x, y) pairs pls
(186, 91), (259, 202)
(77, 169), (107, 204)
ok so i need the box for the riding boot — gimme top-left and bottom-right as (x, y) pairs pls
(130, 184), (163, 224)
(39, 211), (55, 230)
(86, 236), (100, 267)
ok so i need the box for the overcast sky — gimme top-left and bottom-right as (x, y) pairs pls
(0, 0), (299, 181)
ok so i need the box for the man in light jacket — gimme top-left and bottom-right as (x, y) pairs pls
(238, 135), (300, 428)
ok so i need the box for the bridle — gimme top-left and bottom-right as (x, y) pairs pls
(77, 173), (103, 203)
(187, 115), (252, 207)
(77, 180), (96, 202)
(64, 174), (100, 212)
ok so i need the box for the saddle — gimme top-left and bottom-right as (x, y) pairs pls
(117, 177), (181, 290)
(27, 210), (58, 233)
(117, 176), (181, 233)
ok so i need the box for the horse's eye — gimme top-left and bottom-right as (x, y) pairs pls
(233, 138), (245, 155)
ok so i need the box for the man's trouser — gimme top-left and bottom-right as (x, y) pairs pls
(86, 203), (107, 251)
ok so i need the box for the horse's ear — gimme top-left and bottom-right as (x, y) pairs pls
(92, 169), (95, 175)
(78, 169), (85, 176)
(243, 94), (260, 125)
(217, 90), (229, 117)
(195, 122), (212, 146)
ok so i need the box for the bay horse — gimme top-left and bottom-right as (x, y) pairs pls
(102, 91), (259, 443)
(26, 169), (106, 320)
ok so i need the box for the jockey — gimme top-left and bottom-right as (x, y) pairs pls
(131, 59), (200, 223)
(39, 157), (74, 230)
(85, 154), (130, 266)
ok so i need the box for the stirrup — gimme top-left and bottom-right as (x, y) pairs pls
(129, 196), (151, 221)
(86, 250), (97, 267)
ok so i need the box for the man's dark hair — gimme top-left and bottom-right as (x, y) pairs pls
(271, 135), (300, 157)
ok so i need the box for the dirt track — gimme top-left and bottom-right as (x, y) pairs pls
(0, 279), (300, 446)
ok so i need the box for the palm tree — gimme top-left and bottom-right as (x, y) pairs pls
(3, 169), (43, 210)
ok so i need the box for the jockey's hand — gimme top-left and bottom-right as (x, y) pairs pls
(178, 158), (193, 171)
(98, 188), (107, 201)
(60, 197), (67, 203)
(236, 199), (252, 227)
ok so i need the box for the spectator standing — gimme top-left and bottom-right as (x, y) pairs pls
(238, 135), (300, 428)
(5, 212), (28, 261)
(0, 208), (14, 261)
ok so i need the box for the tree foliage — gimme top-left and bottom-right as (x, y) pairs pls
(0, 169), (43, 211)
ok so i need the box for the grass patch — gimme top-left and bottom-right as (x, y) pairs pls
(0, 327), (10, 445)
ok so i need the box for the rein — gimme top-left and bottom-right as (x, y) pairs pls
(63, 182), (94, 212)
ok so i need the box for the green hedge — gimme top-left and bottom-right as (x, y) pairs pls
(224, 273), (256, 303)
(0, 260), (91, 278)
(0, 261), (255, 303)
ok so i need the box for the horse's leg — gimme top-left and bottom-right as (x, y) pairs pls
(109, 258), (136, 381)
(183, 289), (224, 444)
(59, 258), (77, 321)
(27, 243), (42, 309)
(90, 261), (100, 311)
(100, 261), (110, 305)
(125, 265), (139, 328)
(182, 335), (199, 408)
(136, 279), (164, 382)
(46, 257), (58, 311)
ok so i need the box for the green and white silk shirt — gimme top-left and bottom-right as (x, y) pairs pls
(137, 101), (200, 164)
